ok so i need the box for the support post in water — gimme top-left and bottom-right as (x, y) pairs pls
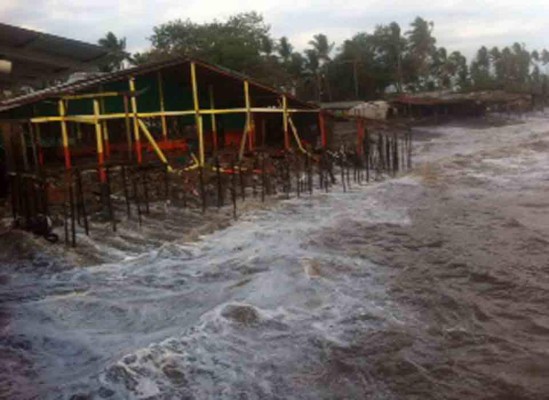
(121, 165), (131, 218)
(132, 172), (142, 226)
(340, 156), (346, 193)
(105, 166), (116, 232)
(75, 168), (89, 236)
(261, 153), (266, 203)
(141, 168), (150, 214)
(231, 159), (237, 219)
(199, 166), (206, 213)
(216, 156), (223, 208)
(239, 161), (245, 201)
(68, 171), (76, 247)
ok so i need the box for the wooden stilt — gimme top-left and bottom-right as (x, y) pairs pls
(58, 100), (72, 170)
(129, 78), (142, 164)
(157, 71), (168, 143)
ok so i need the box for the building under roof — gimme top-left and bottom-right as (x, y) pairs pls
(0, 57), (325, 179)
(391, 90), (533, 117)
(0, 22), (108, 89)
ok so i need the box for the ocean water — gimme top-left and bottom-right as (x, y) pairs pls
(2, 112), (549, 399)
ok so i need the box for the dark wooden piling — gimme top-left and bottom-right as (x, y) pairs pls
(141, 168), (150, 214)
(239, 161), (245, 201)
(63, 193), (69, 245)
(231, 160), (237, 219)
(215, 156), (223, 208)
(164, 163), (170, 202)
(346, 158), (351, 189)
(121, 165), (131, 218)
(261, 154), (266, 203)
(407, 128), (412, 169)
(132, 174), (142, 226)
(75, 168), (89, 236)
(69, 178), (76, 247)
(252, 155), (257, 198)
(306, 153), (313, 195)
(285, 157), (291, 199)
(340, 157), (346, 192)
(199, 166), (206, 213)
(105, 166), (116, 232)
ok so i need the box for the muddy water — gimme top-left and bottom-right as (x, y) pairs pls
(2, 113), (549, 399)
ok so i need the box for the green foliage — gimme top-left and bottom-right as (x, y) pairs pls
(97, 32), (130, 72)
(99, 13), (549, 102)
(143, 12), (270, 74)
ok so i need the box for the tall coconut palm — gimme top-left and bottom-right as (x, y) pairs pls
(277, 37), (293, 64)
(308, 34), (334, 65)
(98, 32), (130, 72)
(406, 17), (436, 85)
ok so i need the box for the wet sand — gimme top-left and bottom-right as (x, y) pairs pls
(1, 113), (549, 399)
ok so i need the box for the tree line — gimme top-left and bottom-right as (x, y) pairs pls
(98, 12), (549, 102)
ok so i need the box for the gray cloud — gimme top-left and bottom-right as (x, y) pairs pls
(2, 0), (548, 61)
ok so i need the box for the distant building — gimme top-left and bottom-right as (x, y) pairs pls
(0, 23), (108, 91)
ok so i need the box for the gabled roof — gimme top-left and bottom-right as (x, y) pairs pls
(0, 57), (317, 114)
(0, 23), (108, 88)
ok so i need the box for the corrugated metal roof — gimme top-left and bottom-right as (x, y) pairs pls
(0, 23), (108, 88)
(0, 56), (317, 114)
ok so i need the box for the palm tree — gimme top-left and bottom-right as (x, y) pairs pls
(277, 37), (293, 64)
(406, 17), (436, 85)
(308, 34), (334, 65)
(98, 32), (130, 72)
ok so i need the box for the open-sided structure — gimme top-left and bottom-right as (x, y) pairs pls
(0, 57), (327, 180)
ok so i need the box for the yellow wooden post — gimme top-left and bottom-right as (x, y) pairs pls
(58, 99), (71, 169)
(190, 62), (205, 166)
(123, 95), (133, 160)
(244, 80), (254, 151)
(157, 71), (168, 142)
(282, 95), (290, 150)
(99, 88), (110, 159)
(208, 85), (218, 152)
(137, 119), (173, 172)
(129, 77), (142, 164)
(93, 99), (106, 183)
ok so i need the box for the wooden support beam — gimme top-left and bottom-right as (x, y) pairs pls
(58, 99), (71, 169)
(28, 107), (321, 124)
(190, 62), (205, 166)
(288, 115), (307, 154)
(319, 110), (327, 149)
(31, 105), (44, 167)
(99, 87), (110, 159)
(209, 85), (218, 152)
(92, 99), (106, 183)
(137, 119), (173, 172)
(244, 80), (254, 151)
(356, 118), (365, 155)
(282, 95), (290, 150)
(27, 122), (38, 171)
(128, 77), (142, 164)
(123, 96), (133, 161)
(157, 71), (168, 142)
(19, 124), (29, 171)
(62, 91), (129, 101)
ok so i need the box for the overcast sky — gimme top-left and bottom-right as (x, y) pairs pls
(2, 0), (548, 60)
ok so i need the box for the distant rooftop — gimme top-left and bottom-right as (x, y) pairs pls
(0, 23), (108, 89)
(392, 90), (531, 106)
